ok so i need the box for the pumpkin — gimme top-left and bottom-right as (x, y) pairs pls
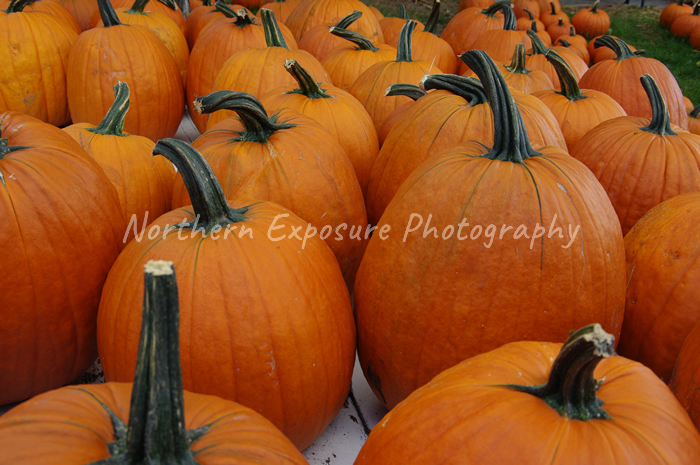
(355, 324), (700, 464)
(297, 10), (362, 62)
(188, 91), (367, 286)
(532, 50), (626, 151)
(321, 27), (397, 92)
(378, 83), (427, 146)
(468, 4), (533, 66)
(661, 0), (693, 28)
(260, 59), (379, 198)
(513, 0), (539, 19)
(349, 20), (442, 133)
(209, 9), (330, 129)
(355, 50), (626, 409)
(671, 318), (700, 430)
(441, 0), (506, 59)
(689, 14), (700, 49)
(525, 29), (589, 90)
(186, 1), (257, 48)
(378, 2), (423, 44)
(539, 0), (568, 29)
(63, 82), (175, 241)
(516, 8), (543, 30)
(59, 0), (98, 30)
(671, 1), (700, 38)
(553, 26), (589, 63)
(386, 0), (457, 75)
(689, 104), (700, 135)
(571, 0), (610, 39)
(285, 0), (383, 43)
(185, 0), (213, 47)
(546, 16), (571, 42)
(95, 0), (186, 34)
(67, 0), (183, 142)
(578, 35), (689, 129)
(593, 37), (640, 62)
(260, 0), (301, 24)
(0, 111), (124, 405)
(0, 0), (81, 33)
(685, 96), (695, 112)
(620, 192), (700, 382)
(0, 0), (78, 127)
(0, 259), (309, 464)
(97, 139), (357, 451)
(92, 0), (189, 87)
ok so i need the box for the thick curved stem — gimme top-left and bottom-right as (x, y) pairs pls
(5, 0), (37, 12)
(98, 0), (122, 27)
(548, 1), (557, 15)
(194, 91), (295, 143)
(505, 43), (529, 75)
(424, 0), (440, 34)
(420, 74), (489, 105)
(0, 139), (30, 159)
(90, 81), (130, 136)
(593, 35), (636, 60)
(396, 19), (416, 62)
(459, 50), (538, 162)
(384, 83), (427, 101)
(505, 324), (614, 421)
(329, 27), (379, 51)
(260, 8), (288, 49)
(397, 2), (408, 19)
(153, 139), (249, 231)
(545, 50), (584, 101)
(524, 8), (535, 20)
(502, 1), (517, 30)
(126, 0), (151, 14)
(591, 0), (600, 13)
(482, 0), (509, 17)
(334, 10), (361, 29)
(640, 74), (677, 136)
(284, 59), (331, 99)
(527, 28), (549, 55)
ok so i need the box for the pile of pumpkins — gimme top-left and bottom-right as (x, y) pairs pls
(661, 0), (700, 50)
(3, 0), (700, 461)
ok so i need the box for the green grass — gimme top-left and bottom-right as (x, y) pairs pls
(563, 5), (700, 104)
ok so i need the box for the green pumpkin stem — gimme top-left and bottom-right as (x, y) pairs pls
(557, 38), (571, 47)
(482, 0), (509, 17)
(0, 138), (30, 160)
(545, 50), (584, 101)
(459, 50), (539, 162)
(690, 104), (700, 119)
(505, 43), (529, 75)
(502, 2), (517, 30)
(548, 1), (557, 15)
(5, 0), (37, 13)
(384, 83), (427, 101)
(397, 2), (408, 19)
(527, 29), (549, 55)
(593, 35), (635, 60)
(202, 0), (211, 6)
(153, 139), (249, 230)
(98, 0), (123, 26)
(126, 0), (151, 14)
(284, 59), (331, 99)
(505, 324), (614, 421)
(420, 74), (488, 105)
(260, 8), (288, 49)
(590, 0), (600, 13)
(329, 27), (379, 51)
(640, 74), (677, 136)
(568, 25), (576, 37)
(424, 0), (441, 34)
(194, 91), (295, 143)
(90, 82), (130, 136)
(334, 10), (361, 29)
(524, 8), (535, 20)
(396, 20), (416, 62)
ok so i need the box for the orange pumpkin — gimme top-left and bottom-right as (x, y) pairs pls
(579, 35), (689, 129)
(0, 111), (124, 405)
(459, 0), (493, 10)
(187, 1), (256, 47)
(516, 8), (543, 30)
(297, 9), (362, 62)
(546, 16), (571, 42)
(0, 259), (310, 464)
(661, 0), (693, 28)
(0, 0), (81, 33)
(571, 0), (610, 39)
(539, 0), (568, 29)
(671, 318), (700, 430)
(286, 0), (383, 43)
(513, 0), (539, 19)
(671, 1), (700, 37)
(525, 29), (589, 90)
(355, 51), (625, 409)
(468, 4), (533, 66)
(59, 0), (98, 31)
(621, 192), (700, 382)
(98, 139), (357, 450)
(441, 0), (505, 59)
(378, 2), (424, 44)
(260, 0), (301, 24)
(356, 324), (700, 463)
(0, 0), (78, 127)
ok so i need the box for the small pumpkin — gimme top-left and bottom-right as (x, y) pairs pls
(516, 7), (543, 30)
(546, 16), (571, 42)
(513, 0), (539, 19)
(571, 0), (610, 39)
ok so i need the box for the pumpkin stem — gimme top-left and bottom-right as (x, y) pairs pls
(194, 91), (295, 143)
(384, 83), (427, 101)
(396, 20), (416, 63)
(153, 139), (250, 230)
(502, 2), (517, 30)
(524, 8), (535, 20)
(505, 43), (529, 75)
(557, 38), (571, 46)
(329, 27), (379, 51)
(527, 29), (549, 55)
(397, 2), (408, 19)
(0, 138), (30, 159)
(640, 74), (677, 136)
(90, 81), (130, 136)
(482, 0), (509, 17)
(284, 59), (331, 99)
(424, 0), (441, 34)
(545, 50), (584, 101)
(202, 0), (211, 6)
(98, 0), (123, 27)
(593, 35), (636, 60)
(334, 10), (361, 29)
(260, 8), (288, 49)
(459, 50), (539, 162)
(548, 1), (556, 15)
(690, 104), (700, 119)
(215, 1), (252, 24)
(156, 0), (177, 11)
(556, 17), (565, 27)
(4, 0), (37, 13)
(420, 74), (489, 105)
(591, 0), (599, 13)
(127, 0), (175, 14)
(505, 324), (614, 421)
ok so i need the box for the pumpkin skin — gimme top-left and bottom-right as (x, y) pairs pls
(0, 111), (124, 405)
(661, 0), (692, 28)
(671, 319), (700, 430)
(532, 50), (626, 150)
(355, 325), (700, 464)
(441, 1), (505, 58)
(571, 75), (700, 237)
(354, 51), (626, 410)
(0, 259), (308, 465)
(571, 0), (609, 39)
(285, 0), (383, 44)
(63, 82), (175, 242)
(0, 0), (81, 33)
(459, 0), (493, 10)
(578, 36), (689, 130)
(670, 1), (700, 37)
(67, 0), (183, 142)
(260, 0), (301, 24)
(619, 192), (700, 382)
(98, 140), (357, 451)
(59, 0), (98, 31)
(186, 2), (257, 48)
(0, 0), (78, 127)
(546, 17), (571, 43)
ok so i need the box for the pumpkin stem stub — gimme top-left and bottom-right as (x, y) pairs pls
(505, 43), (529, 75)
(506, 324), (614, 421)
(640, 74), (677, 136)
(90, 81), (130, 136)
(284, 59), (331, 99)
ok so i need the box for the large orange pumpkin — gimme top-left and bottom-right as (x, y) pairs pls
(671, 318), (700, 430)
(0, 0), (78, 127)
(0, 259), (308, 464)
(259, 0), (301, 24)
(356, 324), (700, 463)
(354, 50), (626, 410)
(0, 111), (124, 405)
(97, 139), (357, 451)
(618, 192), (700, 382)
